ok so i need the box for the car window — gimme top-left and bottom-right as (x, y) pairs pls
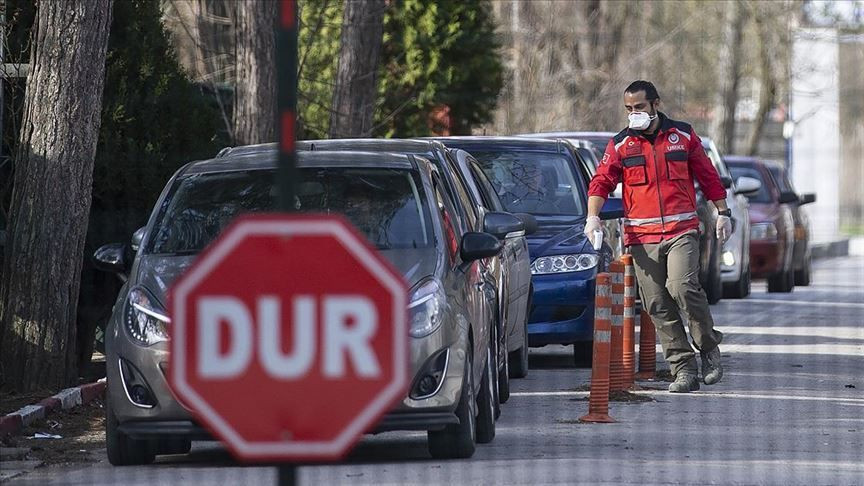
(441, 151), (479, 229)
(470, 150), (587, 216)
(431, 172), (460, 261)
(469, 161), (505, 212)
(702, 143), (731, 178)
(767, 166), (794, 193)
(147, 167), (434, 254)
(575, 147), (598, 176)
(728, 165), (773, 204)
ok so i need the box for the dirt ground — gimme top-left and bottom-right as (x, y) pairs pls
(1, 399), (106, 467)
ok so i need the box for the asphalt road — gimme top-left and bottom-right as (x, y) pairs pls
(10, 256), (864, 485)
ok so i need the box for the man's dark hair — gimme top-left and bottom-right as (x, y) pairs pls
(625, 80), (660, 101)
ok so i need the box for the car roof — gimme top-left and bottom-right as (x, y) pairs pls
(431, 135), (573, 154)
(182, 150), (420, 176)
(724, 155), (786, 168)
(298, 138), (445, 154)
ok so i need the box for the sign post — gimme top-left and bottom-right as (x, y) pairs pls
(277, 3), (298, 480)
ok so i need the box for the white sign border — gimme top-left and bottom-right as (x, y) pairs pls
(170, 217), (409, 460)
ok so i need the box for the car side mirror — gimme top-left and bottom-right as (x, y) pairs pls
(513, 213), (538, 236)
(460, 232), (503, 262)
(131, 226), (146, 252)
(798, 193), (816, 205)
(734, 176), (762, 195)
(599, 197), (624, 220)
(93, 243), (128, 274)
(779, 191), (799, 204)
(483, 212), (525, 240)
(720, 175), (733, 189)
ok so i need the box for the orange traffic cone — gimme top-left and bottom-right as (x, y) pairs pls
(580, 273), (615, 423)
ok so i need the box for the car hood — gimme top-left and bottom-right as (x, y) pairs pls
(377, 248), (438, 290)
(526, 218), (591, 259)
(134, 248), (437, 305)
(135, 255), (198, 305)
(748, 203), (780, 224)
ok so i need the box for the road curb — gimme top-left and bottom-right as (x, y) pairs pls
(811, 238), (849, 260)
(0, 379), (106, 438)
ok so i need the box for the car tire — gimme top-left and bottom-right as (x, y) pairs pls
(428, 351), (476, 459)
(509, 296), (530, 379)
(794, 257), (811, 286)
(106, 398), (156, 466)
(573, 341), (593, 368)
(705, 242), (723, 304)
(768, 268), (794, 293)
(723, 267), (751, 299)
(475, 343), (497, 444)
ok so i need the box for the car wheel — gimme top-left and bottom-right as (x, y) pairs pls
(705, 242), (723, 304)
(723, 267), (751, 299)
(497, 324), (510, 406)
(509, 297), (530, 379)
(428, 351), (476, 459)
(106, 397), (156, 466)
(573, 341), (593, 368)
(768, 268), (794, 293)
(794, 257), (811, 286)
(475, 342), (497, 444)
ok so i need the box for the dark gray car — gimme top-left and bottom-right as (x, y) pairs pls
(94, 150), (506, 464)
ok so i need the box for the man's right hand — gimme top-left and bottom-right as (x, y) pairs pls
(584, 215), (602, 240)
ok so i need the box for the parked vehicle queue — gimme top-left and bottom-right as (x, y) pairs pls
(92, 134), (813, 466)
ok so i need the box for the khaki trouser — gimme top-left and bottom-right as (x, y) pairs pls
(628, 230), (723, 377)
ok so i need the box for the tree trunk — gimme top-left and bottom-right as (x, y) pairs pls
(715, 0), (746, 155)
(329, 0), (386, 138)
(0, 0), (113, 392)
(233, 0), (277, 145)
(746, 12), (777, 156)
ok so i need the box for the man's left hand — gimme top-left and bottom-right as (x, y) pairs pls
(716, 215), (732, 244)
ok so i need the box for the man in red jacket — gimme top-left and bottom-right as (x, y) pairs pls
(585, 80), (732, 393)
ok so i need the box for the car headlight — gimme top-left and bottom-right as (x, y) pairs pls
(722, 250), (735, 267)
(408, 280), (445, 338)
(531, 254), (599, 275)
(750, 222), (777, 241)
(124, 287), (169, 346)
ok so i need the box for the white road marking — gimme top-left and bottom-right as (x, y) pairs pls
(722, 298), (864, 308)
(511, 390), (864, 404)
(720, 298), (864, 308)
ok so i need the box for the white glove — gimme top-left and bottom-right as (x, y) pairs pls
(716, 214), (732, 244)
(584, 216), (603, 246)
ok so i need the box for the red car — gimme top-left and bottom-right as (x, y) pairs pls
(726, 156), (815, 293)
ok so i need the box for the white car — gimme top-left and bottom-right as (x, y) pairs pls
(701, 138), (760, 298)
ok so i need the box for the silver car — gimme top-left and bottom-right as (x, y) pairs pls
(94, 151), (509, 464)
(701, 138), (761, 298)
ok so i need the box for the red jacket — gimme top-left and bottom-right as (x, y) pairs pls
(588, 113), (727, 246)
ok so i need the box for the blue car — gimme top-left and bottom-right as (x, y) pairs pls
(435, 137), (623, 364)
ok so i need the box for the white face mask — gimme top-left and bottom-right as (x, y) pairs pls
(628, 110), (657, 130)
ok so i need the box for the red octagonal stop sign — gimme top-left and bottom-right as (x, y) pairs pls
(168, 214), (408, 462)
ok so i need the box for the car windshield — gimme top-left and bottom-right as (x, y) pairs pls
(469, 150), (586, 216)
(702, 143), (732, 178)
(728, 165), (773, 204)
(146, 167), (434, 254)
(766, 165), (794, 193)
